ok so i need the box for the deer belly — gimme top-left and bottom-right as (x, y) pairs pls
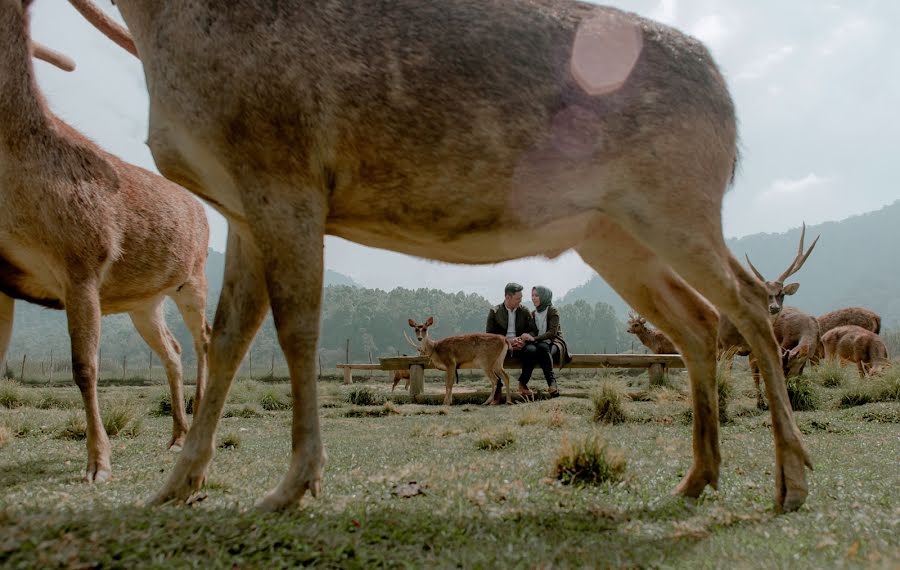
(0, 252), (63, 309)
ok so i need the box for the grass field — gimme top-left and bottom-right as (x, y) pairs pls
(1, 365), (898, 568)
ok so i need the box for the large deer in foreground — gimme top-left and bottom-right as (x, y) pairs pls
(718, 226), (819, 405)
(72, 0), (812, 512)
(407, 317), (511, 406)
(0, 4), (210, 482)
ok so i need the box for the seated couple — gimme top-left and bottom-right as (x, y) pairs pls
(485, 282), (569, 403)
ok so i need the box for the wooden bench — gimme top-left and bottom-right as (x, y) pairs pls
(337, 353), (685, 400)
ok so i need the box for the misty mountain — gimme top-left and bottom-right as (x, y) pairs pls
(561, 200), (900, 327)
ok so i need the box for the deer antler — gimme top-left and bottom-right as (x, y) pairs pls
(776, 222), (820, 283)
(745, 254), (766, 283)
(68, 0), (139, 57)
(402, 330), (421, 352)
(31, 43), (76, 72)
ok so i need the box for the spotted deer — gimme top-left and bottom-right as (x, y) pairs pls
(72, 0), (812, 512)
(0, 3), (210, 482)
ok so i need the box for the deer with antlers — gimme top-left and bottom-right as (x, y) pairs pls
(0, 3), (211, 482)
(71, 0), (813, 512)
(822, 325), (889, 378)
(718, 225), (819, 406)
(627, 312), (678, 354)
(406, 317), (511, 406)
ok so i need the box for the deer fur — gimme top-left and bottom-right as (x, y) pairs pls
(0, 3), (210, 482)
(389, 369), (410, 392)
(627, 312), (678, 354)
(73, 0), (812, 512)
(815, 307), (881, 361)
(822, 325), (889, 378)
(407, 317), (511, 406)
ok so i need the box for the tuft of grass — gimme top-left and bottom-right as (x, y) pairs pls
(518, 405), (566, 428)
(259, 390), (291, 411)
(838, 371), (900, 408)
(343, 402), (401, 418)
(346, 386), (386, 407)
(0, 379), (28, 409)
(218, 433), (241, 450)
(591, 381), (628, 424)
(814, 359), (848, 388)
(151, 392), (173, 417)
(57, 413), (87, 440)
(0, 424), (9, 448)
(34, 391), (78, 410)
(554, 433), (626, 486)
(103, 403), (138, 437)
(786, 375), (819, 411)
(223, 405), (264, 419)
(119, 417), (143, 439)
(475, 428), (515, 451)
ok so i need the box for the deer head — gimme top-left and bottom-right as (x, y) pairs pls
(405, 317), (435, 354)
(745, 223), (819, 319)
(626, 312), (647, 334)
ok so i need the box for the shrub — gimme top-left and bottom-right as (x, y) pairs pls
(475, 428), (515, 451)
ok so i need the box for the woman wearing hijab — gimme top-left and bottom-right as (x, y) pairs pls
(522, 285), (569, 397)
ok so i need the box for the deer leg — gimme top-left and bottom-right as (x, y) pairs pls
(857, 360), (866, 378)
(581, 209), (810, 511)
(748, 354), (767, 410)
(171, 272), (211, 414)
(150, 227), (269, 506)
(443, 365), (456, 406)
(65, 283), (109, 482)
(130, 300), (188, 449)
(239, 188), (328, 511)
(0, 293), (13, 371)
(578, 221), (721, 498)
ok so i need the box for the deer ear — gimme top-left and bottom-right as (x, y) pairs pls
(425, 316), (434, 327)
(783, 282), (800, 295)
(408, 319), (416, 327)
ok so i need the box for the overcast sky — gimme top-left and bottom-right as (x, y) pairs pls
(30, 1), (899, 302)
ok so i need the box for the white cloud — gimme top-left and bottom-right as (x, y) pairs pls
(689, 14), (729, 52)
(735, 45), (795, 81)
(760, 173), (831, 200)
(820, 16), (873, 56)
(649, 0), (678, 25)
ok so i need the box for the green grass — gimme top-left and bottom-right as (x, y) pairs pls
(786, 374), (820, 411)
(591, 381), (628, 424)
(475, 428), (515, 450)
(812, 359), (849, 388)
(554, 433), (626, 486)
(0, 375), (898, 568)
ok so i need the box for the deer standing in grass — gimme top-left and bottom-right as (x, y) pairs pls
(815, 307), (881, 362)
(627, 312), (678, 354)
(74, 0), (813, 513)
(821, 325), (889, 378)
(407, 317), (511, 406)
(718, 226), (819, 406)
(0, 3), (210, 482)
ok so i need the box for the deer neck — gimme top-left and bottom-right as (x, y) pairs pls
(419, 335), (436, 357)
(635, 327), (655, 346)
(0, 5), (52, 154)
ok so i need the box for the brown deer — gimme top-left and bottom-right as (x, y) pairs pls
(406, 317), (511, 406)
(389, 369), (411, 393)
(815, 307), (881, 362)
(718, 226), (819, 406)
(0, 5), (210, 482)
(73, 0), (812, 512)
(627, 312), (678, 354)
(821, 325), (889, 378)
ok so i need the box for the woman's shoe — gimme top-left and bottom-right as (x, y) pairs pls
(548, 386), (560, 398)
(518, 383), (534, 399)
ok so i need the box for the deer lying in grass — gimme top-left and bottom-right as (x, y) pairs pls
(718, 226), (819, 406)
(815, 307), (882, 362)
(75, 0), (813, 512)
(406, 318), (511, 406)
(627, 312), (678, 354)
(0, 5), (210, 482)
(821, 325), (889, 378)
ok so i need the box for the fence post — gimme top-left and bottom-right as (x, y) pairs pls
(148, 350), (153, 381)
(122, 355), (127, 380)
(318, 353), (323, 382)
(20, 354), (26, 381)
(48, 349), (53, 383)
(270, 351), (275, 376)
(248, 350), (253, 379)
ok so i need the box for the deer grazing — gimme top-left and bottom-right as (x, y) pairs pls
(821, 325), (889, 378)
(815, 307), (882, 361)
(73, 0), (813, 512)
(627, 312), (678, 354)
(0, 4), (210, 482)
(718, 225), (819, 406)
(406, 317), (511, 406)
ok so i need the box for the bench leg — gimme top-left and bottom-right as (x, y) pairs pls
(409, 365), (425, 402)
(649, 363), (667, 387)
(343, 367), (353, 385)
